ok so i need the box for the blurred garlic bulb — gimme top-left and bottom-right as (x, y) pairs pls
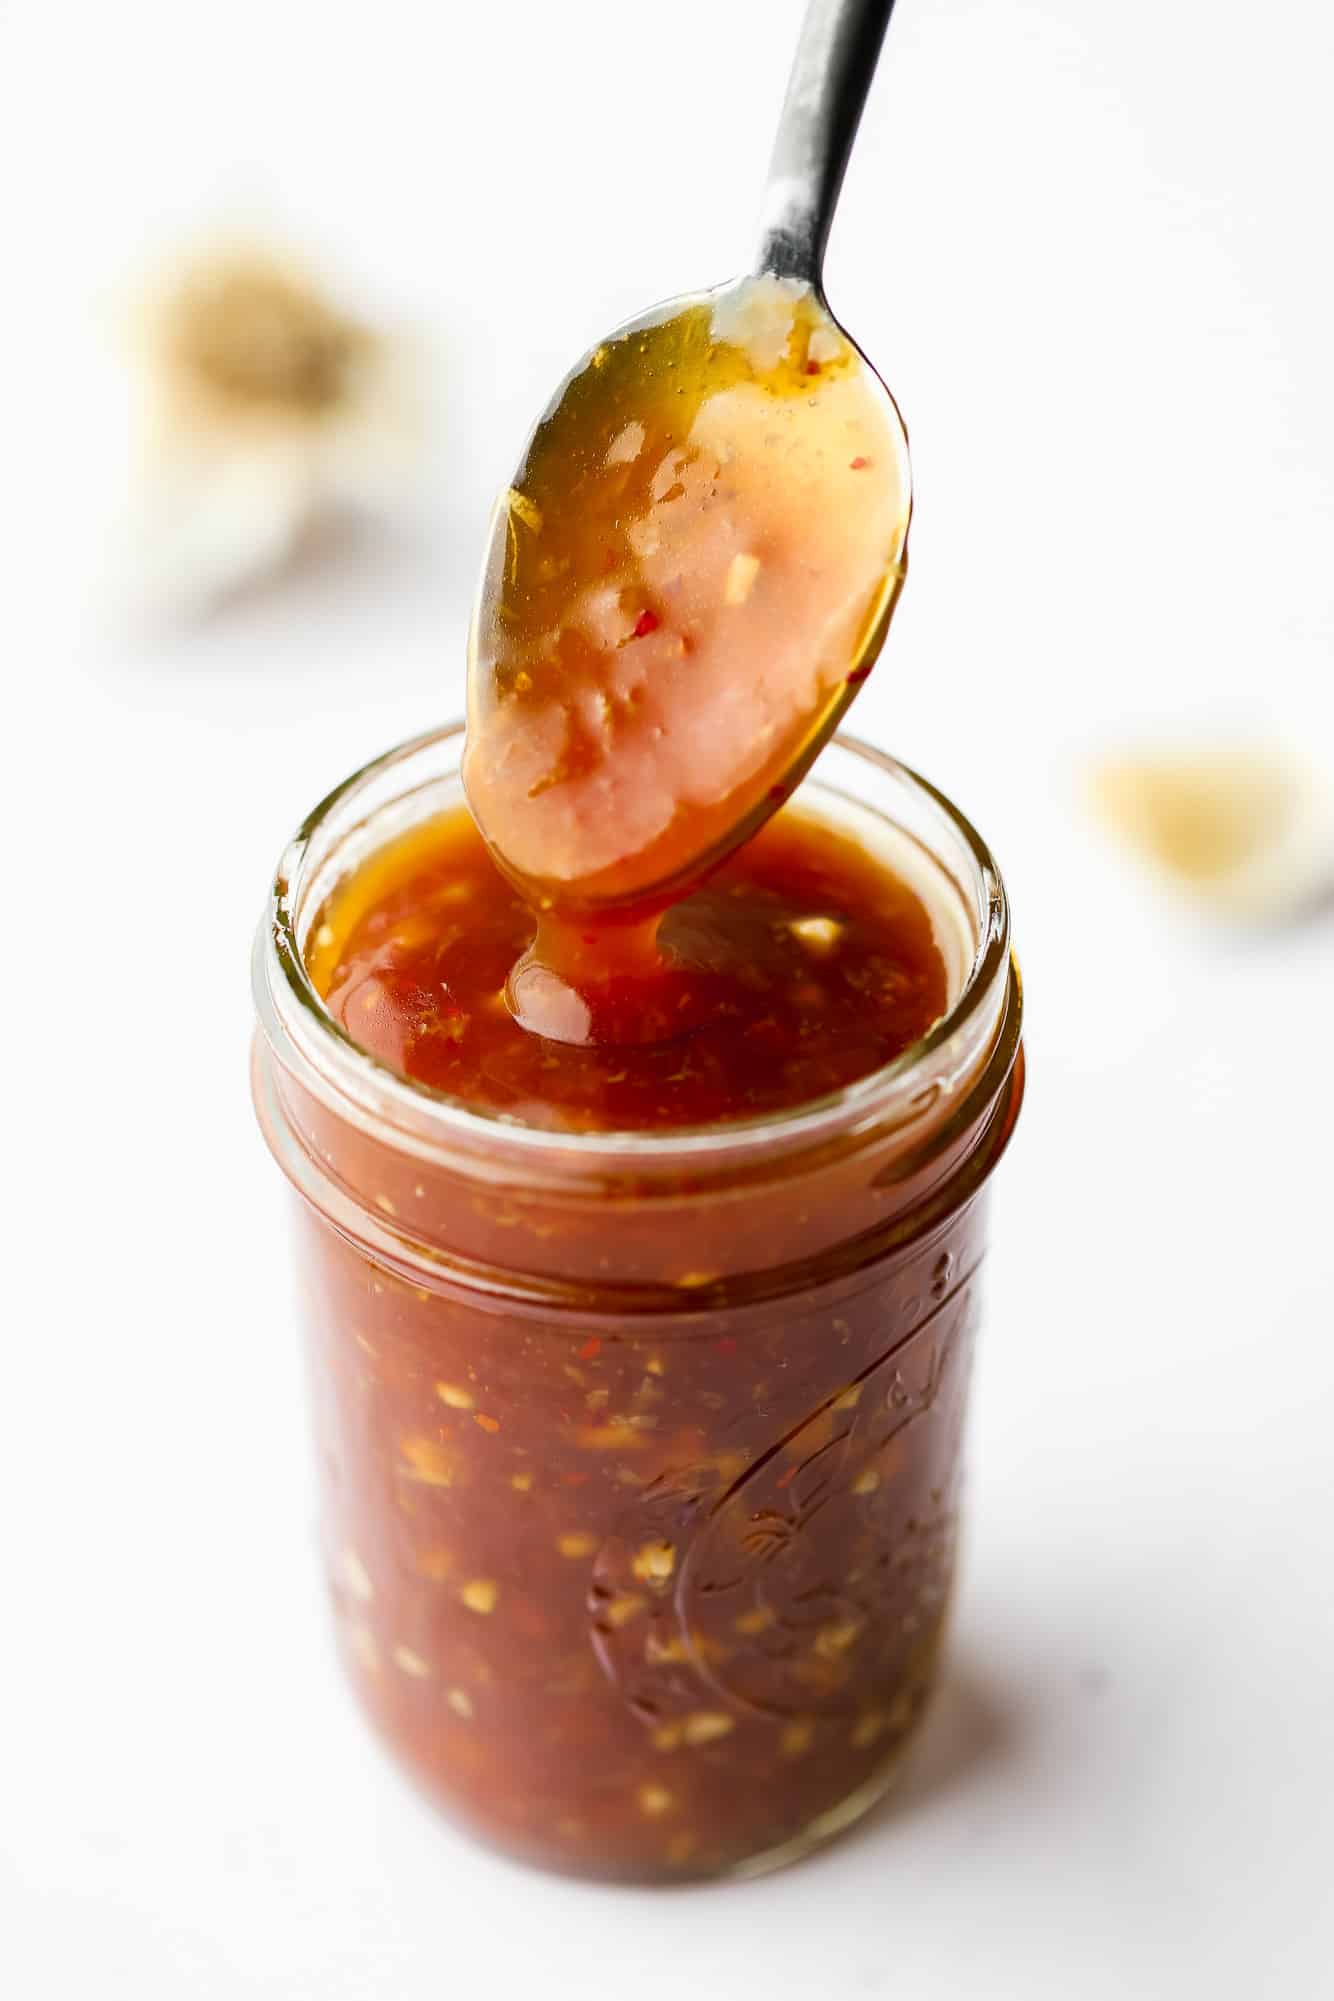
(121, 238), (427, 616)
(1089, 743), (1334, 921)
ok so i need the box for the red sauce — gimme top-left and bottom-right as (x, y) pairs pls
(309, 800), (947, 1131)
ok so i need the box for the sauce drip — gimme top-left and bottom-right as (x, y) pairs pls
(308, 802), (946, 1135)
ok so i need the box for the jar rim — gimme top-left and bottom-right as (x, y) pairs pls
(253, 720), (1017, 1174)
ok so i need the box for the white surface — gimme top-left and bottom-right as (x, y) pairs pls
(3, 2), (1333, 1995)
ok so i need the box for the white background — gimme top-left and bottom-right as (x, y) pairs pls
(3, 2), (1332, 1995)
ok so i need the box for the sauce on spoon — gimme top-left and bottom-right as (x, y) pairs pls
(463, 276), (910, 1042)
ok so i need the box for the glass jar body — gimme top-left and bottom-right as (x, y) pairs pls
(252, 725), (1023, 1882)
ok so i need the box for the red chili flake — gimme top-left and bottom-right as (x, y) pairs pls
(562, 1469), (590, 1487)
(473, 1413), (501, 1434)
(776, 1464), (798, 1490)
(717, 1336), (737, 1356)
(581, 934), (598, 946)
(578, 1337), (602, 1361)
(633, 609), (660, 639)
(849, 455), (870, 470)
(767, 785), (788, 803)
(845, 667), (871, 685)
(805, 359), (822, 375)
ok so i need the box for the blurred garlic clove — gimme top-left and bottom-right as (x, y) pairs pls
(118, 238), (429, 617)
(1088, 743), (1334, 921)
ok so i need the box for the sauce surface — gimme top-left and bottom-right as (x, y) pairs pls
(308, 800), (947, 1134)
(463, 276), (910, 916)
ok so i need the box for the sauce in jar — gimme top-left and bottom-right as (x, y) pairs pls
(308, 799), (946, 1128)
(253, 726), (1023, 1881)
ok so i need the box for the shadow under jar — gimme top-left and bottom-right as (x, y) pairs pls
(251, 724), (1024, 1883)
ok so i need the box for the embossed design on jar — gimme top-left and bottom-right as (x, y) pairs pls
(588, 1267), (979, 1727)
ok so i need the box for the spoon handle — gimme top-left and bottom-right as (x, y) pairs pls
(755, 0), (899, 288)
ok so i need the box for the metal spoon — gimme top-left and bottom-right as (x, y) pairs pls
(465, 0), (909, 918)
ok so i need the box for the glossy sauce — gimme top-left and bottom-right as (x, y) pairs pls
(308, 800), (947, 1133)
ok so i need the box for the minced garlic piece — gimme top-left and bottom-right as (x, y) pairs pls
(853, 1467), (881, 1495)
(339, 1548), (374, 1603)
(576, 1421), (645, 1451)
(805, 322), (844, 366)
(392, 1645), (431, 1678)
(632, 1541), (676, 1585)
(460, 1578), (499, 1615)
(733, 1606), (774, 1637)
(645, 1632), (690, 1666)
(556, 1531), (598, 1560)
(435, 1382), (474, 1410)
(683, 1711), (735, 1747)
(814, 1619), (863, 1659)
(638, 1783), (674, 1817)
(447, 1687), (475, 1720)
(780, 1719), (815, 1758)
(851, 1710), (889, 1749)
(709, 272), (806, 371)
(399, 1437), (455, 1487)
(510, 1469), (535, 1493)
(789, 915), (843, 954)
(602, 1593), (645, 1629)
(606, 421), (646, 467)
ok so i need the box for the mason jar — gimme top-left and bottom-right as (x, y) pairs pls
(251, 721), (1024, 1882)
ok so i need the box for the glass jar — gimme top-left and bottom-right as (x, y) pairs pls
(251, 722), (1024, 1882)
